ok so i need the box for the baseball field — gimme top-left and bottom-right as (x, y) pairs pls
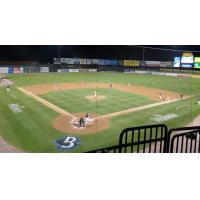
(0, 72), (200, 152)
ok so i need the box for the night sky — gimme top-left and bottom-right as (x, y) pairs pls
(0, 45), (200, 64)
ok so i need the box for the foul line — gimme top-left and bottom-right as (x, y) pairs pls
(96, 96), (189, 119)
(17, 87), (75, 118)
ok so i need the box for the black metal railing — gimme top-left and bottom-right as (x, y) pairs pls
(118, 124), (168, 153)
(168, 126), (200, 153)
(86, 124), (200, 153)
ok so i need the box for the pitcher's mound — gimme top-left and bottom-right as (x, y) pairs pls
(53, 112), (109, 134)
(86, 95), (106, 102)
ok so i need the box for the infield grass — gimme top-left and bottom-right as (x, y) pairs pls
(40, 88), (155, 115)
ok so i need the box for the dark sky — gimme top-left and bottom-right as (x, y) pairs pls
(0, 45), (200, 63)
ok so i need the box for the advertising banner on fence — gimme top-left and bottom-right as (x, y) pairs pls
(194, 63), (200, 68)
(92, 59), (98, 65)
(181, 64), (193, 68)
(8, 67), (13, 74)
(80, 59), (87, 65)
(160, 61), (173, 67)
(57, 69), (69, 73)
(79, 69), (89, 72)
(104, 60), (111, 65)
(194, 57), (200, 68)
(86, 59), (92, 65)
(0, 67), (8, 73)
(195, 57), (200, 63)
(13, 67), (23, 74)
(145, 61), (160, 67)
(174, 57), (181, 67)
(61, 58), (75, 64)
(68, 69), (79, 72)
(89, 69), (97, 72)
(53, 58), (61, 64)
(74, 58), (80, 65)
(40, 67), (49, 73)
(124, 60), (140, 66)
(98, 59), (105, 65)
(110, 60), (118, 65)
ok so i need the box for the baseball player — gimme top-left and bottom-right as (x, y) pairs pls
(180, 94), (183, 99)
(6, 86), (10, 92)
(159, 92), (162, 100)
(79, 117), (85, 127)
(165, 95), (170, 102)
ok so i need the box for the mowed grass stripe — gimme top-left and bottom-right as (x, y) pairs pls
(0, 88), (65, 152)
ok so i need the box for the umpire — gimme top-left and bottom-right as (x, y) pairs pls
(79, 117), (85, 127)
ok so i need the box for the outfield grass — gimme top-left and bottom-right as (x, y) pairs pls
(0, 72), (199, 152)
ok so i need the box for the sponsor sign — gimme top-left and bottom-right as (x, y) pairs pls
(181, 63), (193, 68)
(151, 114), (178, 123)
(74, 58), (80, 65)
(61, 58), (75, 64)
(98, 59), (105, 65)
(124, 60), (140, 66)
(174, 57), (181, 67)
(135, 70), (146, 74)
(140, 61), (146, 66)
(194, 57), (200, 63)
(183, 52), (193, 57)
(89, 69), (97, 72)
(0, 67), (8, 73)
(13, 67), (24, 74)
(57, 69), (69, 72)
(194, 63), (200, 68)
(8, 68), (13, 74)
(86, 59), (92, 65)
(160, 61), (173, 67)
(68, 69), (79, 72)
(92, 59), (98, 65)
(79, 68), (89, 72)
(53, 57), (61, 64)
(146, 61), (160, 67)
(104, 60), (111, 65)
(110, 60), (118, 65)
(40, 67), (49, 73)
(80, 59), (87, 65)
(181, 56), (194, 64)
(54, 136), (81, 150)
